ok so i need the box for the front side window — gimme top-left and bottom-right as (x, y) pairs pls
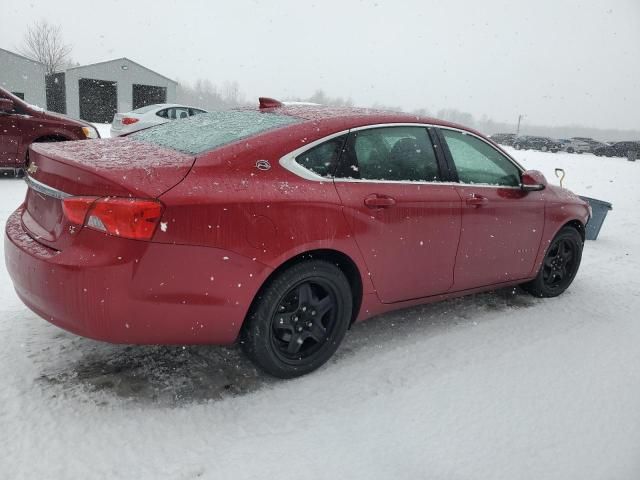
(338, 126), (440, 182)
(294, 135), (347, 178)
(440, 129), (520, 186)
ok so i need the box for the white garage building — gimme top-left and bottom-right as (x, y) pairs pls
(1, 50), (178, 123)
(0, 47), (47, 107)
(61, 58), (178, 123)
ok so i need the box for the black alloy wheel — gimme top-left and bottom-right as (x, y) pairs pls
(270, 280), (338, 361)
(523, 226), (583, 298)
(241, 260), (352, 378)
(541, 238), (577, 290)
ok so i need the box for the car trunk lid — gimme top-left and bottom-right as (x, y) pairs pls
(22, 138), (194, 249)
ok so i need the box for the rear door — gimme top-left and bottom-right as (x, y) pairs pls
(437, 128), (545, 291)
(334, 125), (462, 303)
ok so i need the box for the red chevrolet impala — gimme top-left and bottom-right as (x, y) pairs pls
(4, 98), (590, 378)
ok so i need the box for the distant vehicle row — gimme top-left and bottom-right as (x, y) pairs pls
(488, 133), (639, 157)
(593, 141), (640, 158)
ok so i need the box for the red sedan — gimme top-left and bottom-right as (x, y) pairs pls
(0, 87), (99, 176)
(4, 98), (589, 378)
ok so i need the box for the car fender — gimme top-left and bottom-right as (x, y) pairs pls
(530, 190), (589, 277)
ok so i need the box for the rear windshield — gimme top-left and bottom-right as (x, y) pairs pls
(131, 110), (300, 154)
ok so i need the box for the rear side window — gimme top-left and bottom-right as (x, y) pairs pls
(440, 129), (520, 186)
(131, 110), (300, 154)
(337, 126), (440, 182)
(167, 107), (189, 120)
(294, 135), (347, 178)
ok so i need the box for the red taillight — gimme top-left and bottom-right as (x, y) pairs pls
(61, 196), (98, 225)
(121, 117), (139, 125)
(62, 197), (163, 241)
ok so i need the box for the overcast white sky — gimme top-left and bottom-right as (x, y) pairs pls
(2, 0), (639, 130)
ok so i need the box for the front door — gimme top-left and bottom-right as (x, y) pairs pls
(334, 126), (462, 303)
(438, 128), (545, 291)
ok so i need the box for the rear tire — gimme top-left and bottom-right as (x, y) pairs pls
(522, 226), (583, 298)
(241, 260), (352, 378)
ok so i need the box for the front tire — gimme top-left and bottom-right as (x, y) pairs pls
(241, 260), (352, 378)
(522, 226), (583, 298)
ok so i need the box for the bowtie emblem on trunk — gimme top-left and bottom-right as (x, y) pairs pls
(27, 162), (38, 175)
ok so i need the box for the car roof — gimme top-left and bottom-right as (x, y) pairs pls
(255, 103), (480, 136)
(133, 103), (205, 112)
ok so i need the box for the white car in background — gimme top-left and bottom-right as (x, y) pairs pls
(110, 103), (207, 137)
(560, 137), (591, 154)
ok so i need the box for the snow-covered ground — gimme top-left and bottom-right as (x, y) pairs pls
(1, 149), (639, 479)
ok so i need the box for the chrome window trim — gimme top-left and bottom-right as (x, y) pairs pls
(332, 178), (522, 189)
(24, 174), (71, 199)
(279, 129), (350, 181)
(279, 122), (525, 187)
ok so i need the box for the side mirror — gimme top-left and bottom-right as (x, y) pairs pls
(521, 170), (547, 191)
(0, 98), (14, 113)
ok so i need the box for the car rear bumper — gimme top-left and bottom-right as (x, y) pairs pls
(5, 207), (271, 345)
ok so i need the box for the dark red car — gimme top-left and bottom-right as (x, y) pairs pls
(0, 87), (99, 176)
(4, 98), (590, 378)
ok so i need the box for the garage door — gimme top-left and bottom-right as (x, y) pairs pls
(132, 84), (167, 110)
(79, 78), (117, 123)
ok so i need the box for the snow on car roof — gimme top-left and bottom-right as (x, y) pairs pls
(257, 103), (473, 133)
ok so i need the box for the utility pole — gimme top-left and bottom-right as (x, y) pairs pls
(516, 114), (524, 135)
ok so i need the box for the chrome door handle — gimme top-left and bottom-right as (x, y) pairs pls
(364, 194), (396, 208)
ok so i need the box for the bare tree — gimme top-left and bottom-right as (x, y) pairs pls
(18, 20), (72, 75)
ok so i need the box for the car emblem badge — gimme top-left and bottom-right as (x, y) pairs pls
(256, 160), (271, 171)
(27, 163), (38, 175)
